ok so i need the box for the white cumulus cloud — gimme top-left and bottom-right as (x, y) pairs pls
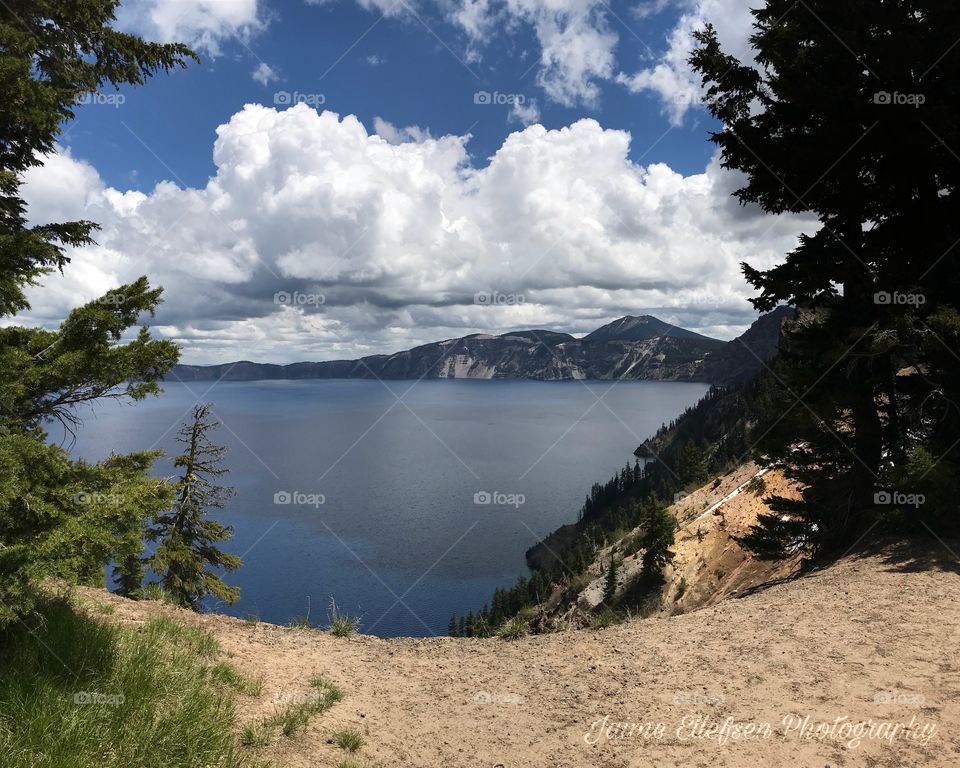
(16, 106), (813, 364)
(617, 0), (757, 125)
(115, 0), (267, 55)
(251, 62), (279, 85)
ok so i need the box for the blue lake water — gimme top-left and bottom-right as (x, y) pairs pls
(68, 379), (708, 636)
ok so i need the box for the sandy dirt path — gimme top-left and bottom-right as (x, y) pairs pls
(83, 545), (960, 767)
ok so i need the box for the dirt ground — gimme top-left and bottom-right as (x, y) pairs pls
(80, 541), (960, 768)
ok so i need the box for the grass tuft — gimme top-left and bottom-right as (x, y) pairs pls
(329, 615), (359, 637)
(589, 608), (617, 630)
(332, 727), (364, 753)
(497, 615), (528, 640)
(211, 662), (262, 695)
(240, 723), (273, 747)
(254, 675), (344, 743)
(327, 598), (360, 637)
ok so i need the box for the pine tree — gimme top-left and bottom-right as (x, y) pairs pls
(448, 612), (459, 637)
(638, 502), (676, 584)
(0, 2), (193, 623)
(678, 442), (708, 486)
(147, 404), (241, 610)
(113, 551), (145, 599)
(691, 2), (960, 554)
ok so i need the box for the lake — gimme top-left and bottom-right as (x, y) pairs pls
(69, 379), (709, 636)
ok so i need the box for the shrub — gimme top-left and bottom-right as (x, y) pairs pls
(674, 577), (688, 599)
(498, 616), (528, 640)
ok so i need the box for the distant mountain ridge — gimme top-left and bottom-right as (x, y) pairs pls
(171, 311), (793, 385)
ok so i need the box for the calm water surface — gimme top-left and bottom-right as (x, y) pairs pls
(69, 379), (708, 636)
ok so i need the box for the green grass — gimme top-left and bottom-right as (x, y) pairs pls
(240, 723), (273, 747)
(328, 615), (359, 637)
(332, 727), (364, 752)
(143, 615), (221, 658)
(142, 583), (179, 606)
(589, 608), (617, 630)
(287, 614), (314, 629)
(265, 703), (310, 737)
(72, 596), (117, 616)
(0, 598), (246, 768)
(211, 662), (262, 696)
(251, 675), (344, 744)
(326, 598), (360, 637)
(497, 615), (528, 640)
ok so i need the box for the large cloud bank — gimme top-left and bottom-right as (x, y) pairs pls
(17, 105), (810, 363)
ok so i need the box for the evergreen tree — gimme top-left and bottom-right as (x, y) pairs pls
(113, 551), (145, 599)
(147, 404), (241, 610)
(678, 442), (708, 486)
(638, 503), (676, 584)
(691, 2), (960, 554)
(448, 612), (459, 637)
(0, 1), (194, 623)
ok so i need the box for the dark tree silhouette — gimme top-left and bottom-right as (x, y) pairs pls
(691, 1), (960, 555)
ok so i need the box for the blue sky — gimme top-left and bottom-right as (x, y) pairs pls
(17, 0), (810, 364)
(67, 0), (715, 190)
